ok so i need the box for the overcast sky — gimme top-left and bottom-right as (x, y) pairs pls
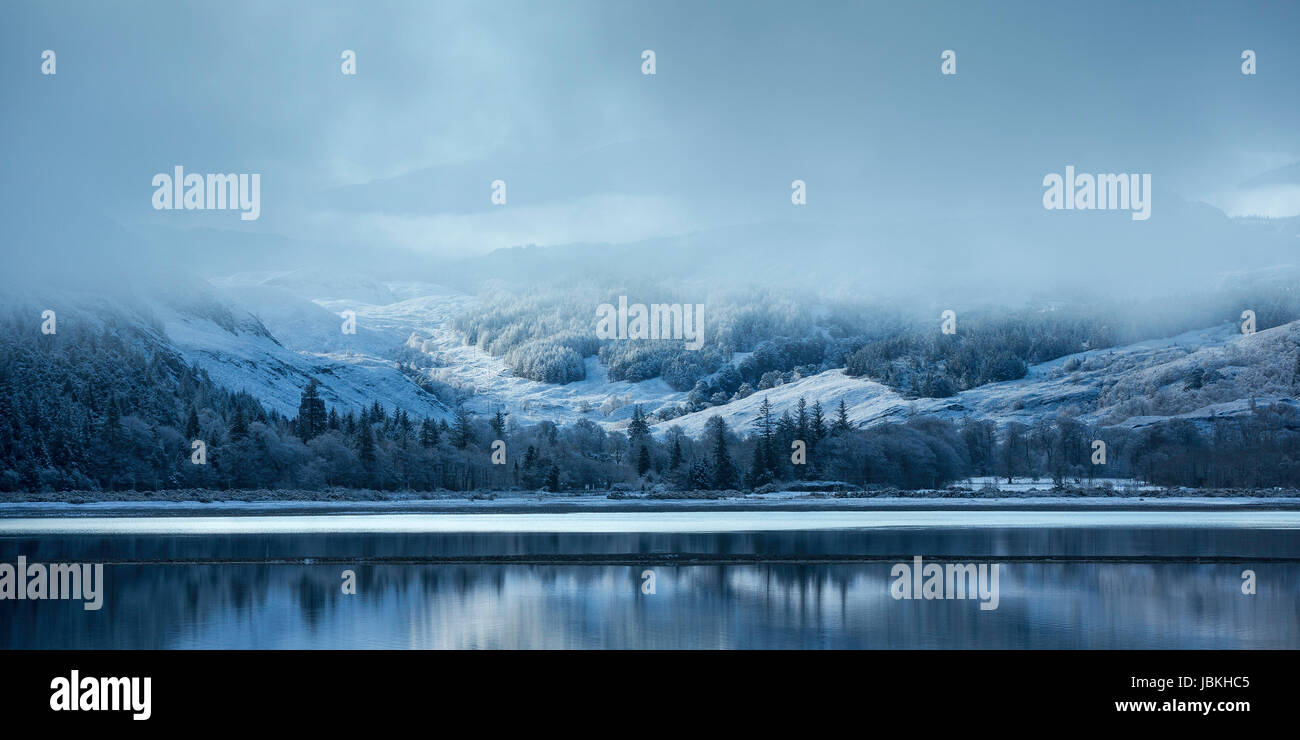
(2, 0), (1298, 292)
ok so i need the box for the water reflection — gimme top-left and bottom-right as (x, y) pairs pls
(2, 559), (1295, 649)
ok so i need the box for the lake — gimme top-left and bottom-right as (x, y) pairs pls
(2, 511), (1297, 648)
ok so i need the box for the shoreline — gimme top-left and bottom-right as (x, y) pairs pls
(4, 491), (1300, 518)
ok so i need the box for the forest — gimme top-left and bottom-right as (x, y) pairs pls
(452, 281), (1300, 412)
(2, 313), (1298, 494)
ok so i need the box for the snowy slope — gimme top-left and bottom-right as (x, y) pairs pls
(155, 301), (452, 420)
(204, 269), (1299, 436)
(14, 278), (453, 421)
(25, 268), (1293, 437)
(656, 321), (1300, 437)
(213, 270), (686, 426)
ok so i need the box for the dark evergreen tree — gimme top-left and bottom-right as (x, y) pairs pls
(687, 457), (713, 490)
(810, 401), (828, 444)
(453, 407), (475, 449)
(832, 399), (853, 435)
(184, 408), (200, 440)
(489, 409), (507, 441)
(419, 417), (440, 447)
(358, 427), (376, 470)
(746, 445), (771, 488)
(627, 404), (650, 444)
(296, 379), (328, 441)
(228, 408), (248, 441)
(751, 396), (777, 474)
(706, 416), (735, 490)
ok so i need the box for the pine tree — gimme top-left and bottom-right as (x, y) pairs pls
(637, 445), (651, 476)
(419, 417), (439, 447)
(358, 427), (376, 469)
(796, 397), (809, 444)
(489, 409), (507, 441)
(775, 410), (796, 472)
(747, 445), (770, 489)
(706, 416), (735, 490)
(627, 404), (650, 444)
(184, 408), (200, 439)
(810, 401), (827, 443)
(296, 379), (327, 441)
(669, 437), (683, 469)
(453, 407), (475, 449)
(832, 399), (853, 435)
(751, 396), (776, 474)
(687, 457), (713, 490)
(395, 409), (413, 441)
(228, 407), (248, 441)
(546, 464), (560, 492)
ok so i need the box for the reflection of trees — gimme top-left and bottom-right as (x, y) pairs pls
(4, 529), (1299, 648)
(4, 559), (1297, 649)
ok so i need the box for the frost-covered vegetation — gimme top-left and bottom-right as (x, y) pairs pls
(451, 289), (600, 384)
(4, 273), (1300, 495)
(452, 281), (1300, 418)
(3, 307), (1299, 494)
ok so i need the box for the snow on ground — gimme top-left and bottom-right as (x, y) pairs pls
(658, 320), (1300, 437)
(156, 298), (452, 420)
(132, 269), (1299, 436)
(958, 476), (1162, 492)
(300, 277), (687, 427)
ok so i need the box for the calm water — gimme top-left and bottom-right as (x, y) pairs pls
(2, 512), (1298, 648)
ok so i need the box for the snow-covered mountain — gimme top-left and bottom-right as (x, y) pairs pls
(218, 269), (1299, 439)
(8, 277), (454, 421)
(12, 267), (1296, 441)
(216, 270), (687, 426)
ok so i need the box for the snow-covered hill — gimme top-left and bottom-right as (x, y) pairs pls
(8, 279), (454, 421)
(201, 270), (687, 426)
(17, 269), (1295, 439)
(656, 321), (1300, 437)
(173, 272), (1300, 436)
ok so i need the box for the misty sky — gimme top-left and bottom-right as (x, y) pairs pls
(2, 0), (1298, 294)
